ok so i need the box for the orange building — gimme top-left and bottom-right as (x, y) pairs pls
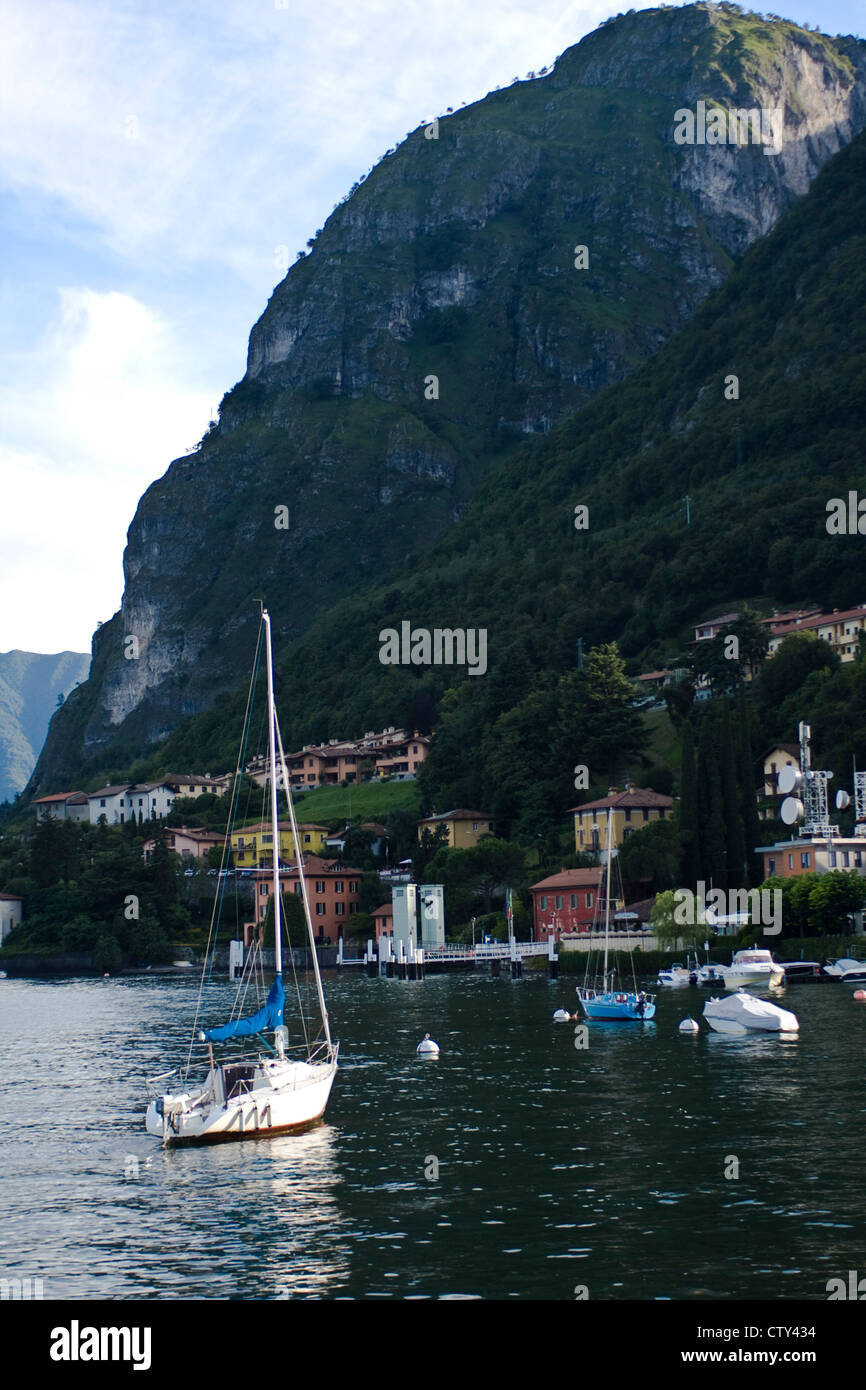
(250, 855), (363, 942)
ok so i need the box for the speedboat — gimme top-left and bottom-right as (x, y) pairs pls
(780, 960), (832, 983)
(719, 948), (785, 989)
(824, 958), (866, 984)
(703, 991), (799, 1035)
(658, 952), (726, 988)
(657, 962), (694, 988)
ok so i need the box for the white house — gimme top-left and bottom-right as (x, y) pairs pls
(0, 893), (23, 944)
(88, 782), (176, 825)
(32, 791), (90, 822)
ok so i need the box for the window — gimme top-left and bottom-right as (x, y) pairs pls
(801, 852), (811, 868)
(555, 895), (563, 910)
(335, 881), (344, 893)
(473, 822), (478, 831)
(335, 902), (345, 916)
(294, 883), (302, 894)
(642, 808), (649, 823)
(842, 851), (850, 868)
(237, 838), (245, 849)
(540, 896), (547, 910)
(624, 808), (631, 822)
(578, 830), (584, 846)
(315, 903), (325, 915)
(349, 903), (357, 914)
(768, 858), (776, 877)
(303, 834), (310, 843)
(829, 851), (837, 867)
(100, 799), (106, 807)
(260, 885), (268, 897)
(349, 881), (357, 893)
(315, 880), (325, 893)
(787, 854), (793, 869)
(263, 834), (272, 844)
(570, 894), (577, 909)
(586, 893), (594, 908)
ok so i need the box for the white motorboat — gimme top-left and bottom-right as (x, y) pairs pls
(717, 948), (785, 989)
(703, 990), (799, 1035)
(145, 609), (338, 1146)
(657, 952), (727, 988)
(824, 957), (866, 984)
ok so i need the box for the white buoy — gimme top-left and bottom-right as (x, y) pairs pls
(417, 1033), (440, 1056)
(679, 1017), (700, 1034)
(553, 1008), (572, 1022)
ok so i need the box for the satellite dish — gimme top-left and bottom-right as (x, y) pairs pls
(836, 790), (851, 810)
(781, 797), (804, 826)
(778, 765), (800, 795)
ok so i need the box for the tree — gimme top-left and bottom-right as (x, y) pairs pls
(575, 642), (648, 783)
(757, 632), (838, 715)
(616, 818), (680, 898)
(649, 889), (699, 951)
(413, 824), (450, 881)
(720, 702), (746, 888)
(696, 712), (726, 887)
(679, 720), (700, 887)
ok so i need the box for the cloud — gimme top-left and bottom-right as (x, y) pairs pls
(0, 288), (211, 652)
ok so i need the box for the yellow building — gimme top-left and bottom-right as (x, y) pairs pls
(231, 821), (329, 868)
(417, 809), (495, 849)
(570, 783), (674, 855)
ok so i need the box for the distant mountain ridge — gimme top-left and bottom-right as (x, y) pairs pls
(0, 651), (90, 802)
(29, 2), (866, 794)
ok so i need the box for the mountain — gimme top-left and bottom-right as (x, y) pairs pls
(0, 651), (90, 803)
(133, 115), (866, 836)
(31, 2), (866, 794)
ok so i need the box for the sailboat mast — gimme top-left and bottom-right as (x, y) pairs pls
(263, 609), (282, 978)
(274, 714), (333, 1050)
(603, 806), (612, 990)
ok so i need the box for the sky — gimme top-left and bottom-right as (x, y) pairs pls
(0, 0), (863, 658)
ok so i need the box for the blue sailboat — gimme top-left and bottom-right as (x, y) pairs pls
(576, 807), (656, 1022)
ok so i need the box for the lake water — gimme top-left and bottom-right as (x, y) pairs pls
(1, 968), (863, 1301)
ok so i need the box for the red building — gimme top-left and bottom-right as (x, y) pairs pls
(530, 867), (604, 942)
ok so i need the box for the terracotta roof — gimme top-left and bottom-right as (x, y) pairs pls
(0, 892), (23, 901)
(419, 809), (494, 823)
(33, 790), (85, 803)
(569, 787), (674, 813)
(89, 785), (132, 798)
(530, 867), (603, 892)
(372, 903), (394, 917)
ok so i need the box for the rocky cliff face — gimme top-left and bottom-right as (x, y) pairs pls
(32, 3), (866, 791)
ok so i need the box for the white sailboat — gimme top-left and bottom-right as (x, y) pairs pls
(576, 807), (656, 1022)
(145, 608), (338, 1145)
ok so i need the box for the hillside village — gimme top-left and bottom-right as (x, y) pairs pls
(4, 595), (866, 966)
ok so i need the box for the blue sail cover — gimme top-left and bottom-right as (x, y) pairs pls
(203, 976), (285, 1042)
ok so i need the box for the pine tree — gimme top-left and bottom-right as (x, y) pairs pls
(720, 701), (747, 888)
(679, 719), (701, 888)
(697, 711), (727, 889)
(735, 685), (762, 886)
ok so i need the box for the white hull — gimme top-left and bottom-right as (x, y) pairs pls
(146, 1054), (337, 1145)
(703, 991), (798, 1034)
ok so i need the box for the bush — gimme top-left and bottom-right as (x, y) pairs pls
(93, 935), (122, 973)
